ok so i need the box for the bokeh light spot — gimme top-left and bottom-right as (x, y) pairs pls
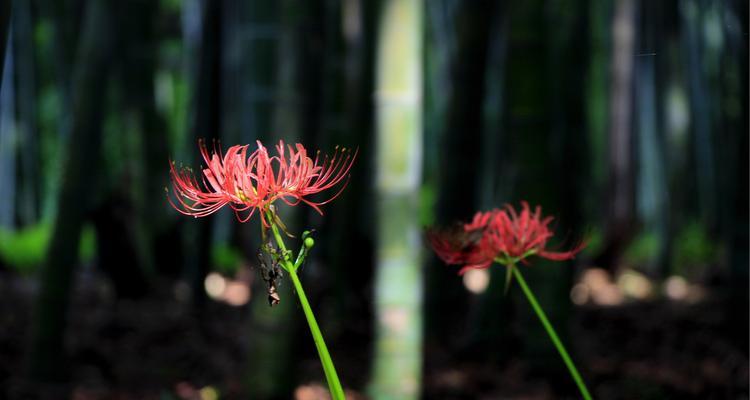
(664, 275), (689, 300)
(204, 272), (226, 299)
(223, 281), (250, 306)
(462, 269), (490, 294)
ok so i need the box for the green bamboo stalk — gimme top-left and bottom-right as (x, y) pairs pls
(267, 215), (345, 400)
(369, 0), (423, 398)
(27, 0), (112, 380)
(512, 266), (593, 400)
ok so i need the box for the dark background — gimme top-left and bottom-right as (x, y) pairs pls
(0, 0), (747, 399)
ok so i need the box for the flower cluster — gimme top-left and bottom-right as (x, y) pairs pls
(427, 202), (584, 275)
(168, 139), (356, 225)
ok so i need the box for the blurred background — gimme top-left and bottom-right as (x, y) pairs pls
(0, 0), (747, 399)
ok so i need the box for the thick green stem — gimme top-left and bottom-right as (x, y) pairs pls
(267, 215), (345, 400)
(511, 266), (593, 400)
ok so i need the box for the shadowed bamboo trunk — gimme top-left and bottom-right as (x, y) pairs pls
(718, 0), (748, 353)
(113, 0), (176, 280)
(598, 0), (637, 270)
(460, 1), (513, 361)
(500, 0), (584, 389)
(0, 0), (10, 92)
(39, 0), (80, 148)
(226, 2), (302, 397)
(87, 0), (161, 299)
(33, 0), (81, 221)
(13, 0), (40, 226)
(244, 0), (321, 396)
(635, 0), (669, 275)
(586, 0), (611, 206)
(369, 0), (423, 398)
(538, 0), (591, 388)
(0, 25), (15, 228)
(27, 0), (113, 382)
(427, 0), (496, 349)
(318, 0), (377, 388)
(682, 0), (719, 226)
(184, 0), (222, 309)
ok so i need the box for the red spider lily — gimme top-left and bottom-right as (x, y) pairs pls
(488, 202), (585, 262)
(168, 140), (263, 221)
(427, 202), (585, 275)
(427, 216), (498, 275)
(256, 140), (357, 215)
(168, 139), (356, 225)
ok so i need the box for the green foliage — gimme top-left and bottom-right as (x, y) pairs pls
(155, 41), (189, 154)
(419, 183), (436, 227)
(211, 243), (243, 276)
(0, 224), (49, 273)
(35, 19), (66, 220)
(102, 88), (141, 189)
(580, 226), (603, 257)
(0, 223), (96, 274)
(671, 220), (717, 276)
(159, 0), (182, 13)
(623, 230), (660, 267)
(585, 0), (610, 193)
(79, 225), (97, 265)
(38, 87), (64, 218)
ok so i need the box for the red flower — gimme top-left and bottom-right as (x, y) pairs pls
(256, 140), (357, 215)
(168, 140), (263, 220)
(427, 202), (585, 275)
(168, 139), (356, 224)
(427, 213), (498, 275)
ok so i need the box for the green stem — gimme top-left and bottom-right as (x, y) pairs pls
(511, 266), (593, 400)
(267, 215), (345, 400)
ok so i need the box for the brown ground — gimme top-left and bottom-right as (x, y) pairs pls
(0, 271), (746, 399)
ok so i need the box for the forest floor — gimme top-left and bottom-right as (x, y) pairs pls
(0, 270), (747, 400)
